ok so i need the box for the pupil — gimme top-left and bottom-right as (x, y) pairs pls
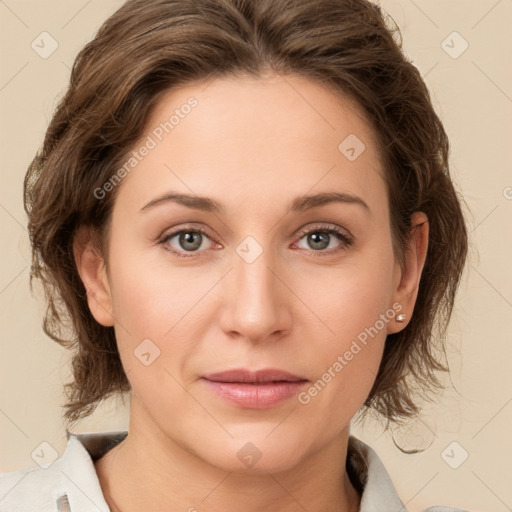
(309, 232), (328, 250)
(181, 232), (201, 251)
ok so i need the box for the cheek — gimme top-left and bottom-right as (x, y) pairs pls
(294, 241), (395, 416)
(299, 237), (396, 341)
(295, 290), (389, 437)
(108, 244), (209, 336)
(105, 242), (218, 394)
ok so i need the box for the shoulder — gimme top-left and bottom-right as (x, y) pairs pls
(347, 435), (471, 512)
(0, 432), (126, 512)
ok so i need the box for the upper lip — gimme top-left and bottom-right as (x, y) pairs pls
(202, 368), (307, 383)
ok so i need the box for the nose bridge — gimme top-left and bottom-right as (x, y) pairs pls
(221, 235), (288, 341)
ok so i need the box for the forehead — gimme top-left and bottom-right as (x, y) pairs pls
(114, 72), (387, 216)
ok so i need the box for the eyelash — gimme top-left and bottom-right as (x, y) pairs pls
(158, 223), (354, 259)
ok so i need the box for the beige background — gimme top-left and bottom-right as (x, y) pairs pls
(1, 1), (511, 511)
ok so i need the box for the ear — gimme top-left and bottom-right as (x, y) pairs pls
(73, 227), (115, 327)
(387, 211), (429, 334)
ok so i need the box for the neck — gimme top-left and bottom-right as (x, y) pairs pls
(95, 407), (361, 512)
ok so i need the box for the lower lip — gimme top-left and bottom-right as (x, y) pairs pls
(202, 379), (308, 409)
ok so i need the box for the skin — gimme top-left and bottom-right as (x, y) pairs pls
(74, 72), (428, 512)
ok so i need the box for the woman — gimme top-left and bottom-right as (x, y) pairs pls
(1, 0), (469, 510)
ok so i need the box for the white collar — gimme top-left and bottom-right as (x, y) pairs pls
(0, 431), (466, 512)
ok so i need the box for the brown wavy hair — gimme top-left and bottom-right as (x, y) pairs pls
(24, 0), (468, 425)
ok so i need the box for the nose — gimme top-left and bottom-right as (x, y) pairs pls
(218, 241), (293, 344)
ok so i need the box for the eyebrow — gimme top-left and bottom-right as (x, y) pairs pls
(140, 191), (370, 214)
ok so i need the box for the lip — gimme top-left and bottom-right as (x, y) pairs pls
(203, 368), (306, 383)
(201, 368), (309, 409)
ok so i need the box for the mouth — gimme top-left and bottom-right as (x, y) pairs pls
(201, 368), (309, 409)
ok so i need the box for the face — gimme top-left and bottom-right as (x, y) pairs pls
(79, 72), (422, 474)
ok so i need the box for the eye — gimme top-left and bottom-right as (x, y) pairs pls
(158, 223), (353, 258)
(294, 224), (353, 256)
(159, 226), (217, 258)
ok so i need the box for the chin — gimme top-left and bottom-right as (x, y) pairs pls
(190, 426), (310, 475)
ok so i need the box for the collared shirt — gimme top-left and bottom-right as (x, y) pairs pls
(0, 432), (470, 512)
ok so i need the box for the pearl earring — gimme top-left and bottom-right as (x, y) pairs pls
(396, 313), (406, 323)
